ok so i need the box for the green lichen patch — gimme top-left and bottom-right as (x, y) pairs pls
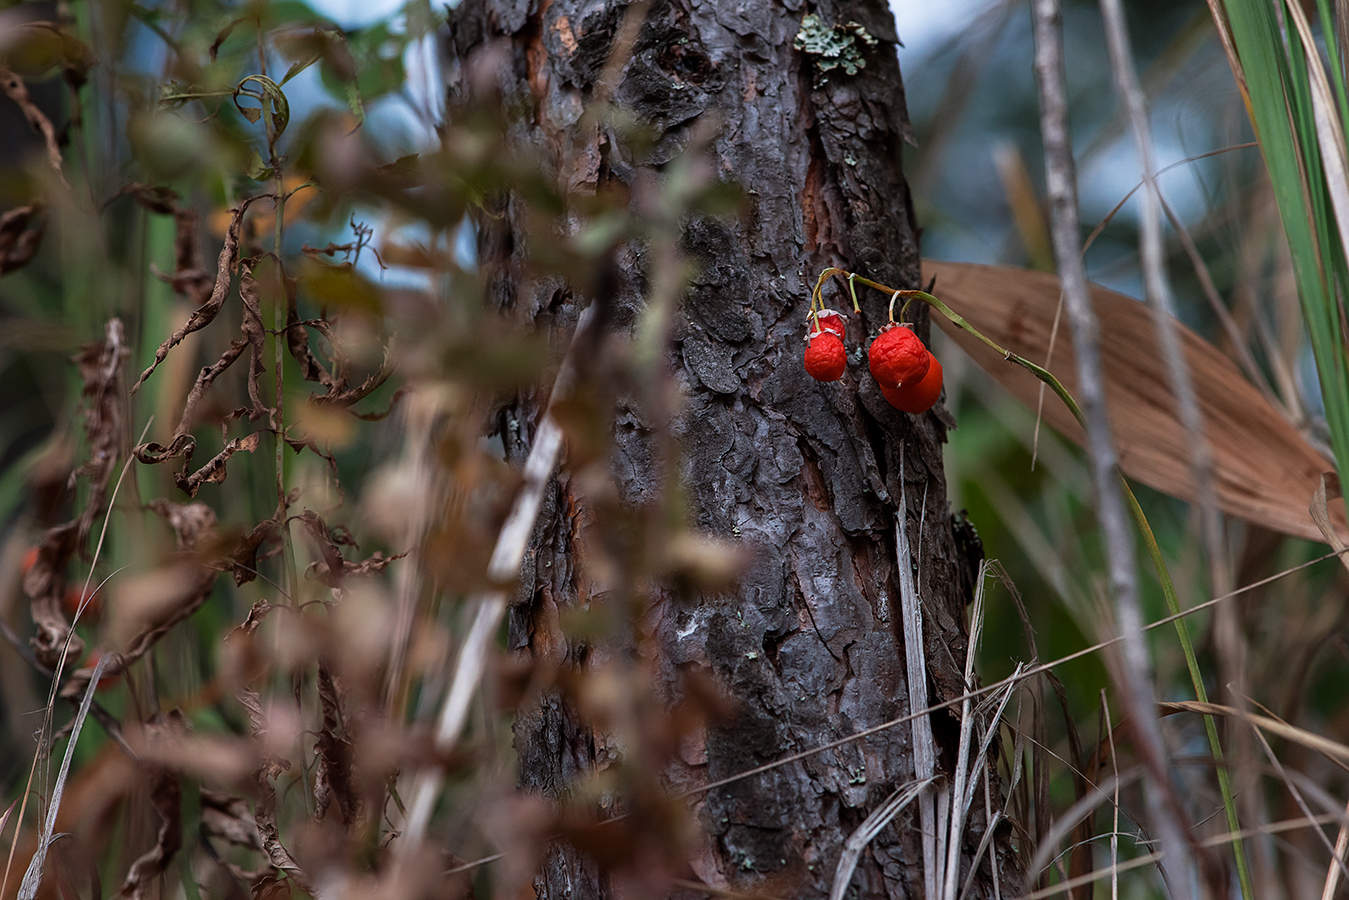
(793, 13), (878, 80)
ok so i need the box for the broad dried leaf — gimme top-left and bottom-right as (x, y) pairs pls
(923, 261), (1345, 542)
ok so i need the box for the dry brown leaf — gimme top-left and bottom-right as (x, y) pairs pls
(132, 193), (272, 394)
(923, 260), (1345, 543)
(0, 66), (66, 183)
(0, 203), (44, 274)
(174, 432), (261, 497)
(314, 663), (360, 828)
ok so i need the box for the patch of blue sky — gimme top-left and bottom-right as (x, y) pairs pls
(300, 0), (448, 287)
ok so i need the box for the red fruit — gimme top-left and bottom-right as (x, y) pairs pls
(804, 331), (847, 381)
(812, 308), (846, 339)
(868, 324), (930, 388)
(881, 351), (943, 413)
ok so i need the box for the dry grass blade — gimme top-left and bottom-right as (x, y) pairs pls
(17, 653), (108, 900)
(1321, 796), (1349, 900)
(1025, 771), (1135, 881)
(1311, 474), (1349, 575)
(0, 801), (14, 847)
(1018, 812), (1348, 899)
(958, 807), (1004, 900)
(1246, 720), (1349, 885)
(1160, 700), (1349, 765)
(829, 777), (935, 900)
(896, 456), (939, 898)
(945, 561), (993, 900)
(924, 260), (1345, 541)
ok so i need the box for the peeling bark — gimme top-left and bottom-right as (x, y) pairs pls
(448, 2), (1021, 896)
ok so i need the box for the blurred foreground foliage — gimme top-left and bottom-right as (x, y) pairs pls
(0, 1), (745, 896)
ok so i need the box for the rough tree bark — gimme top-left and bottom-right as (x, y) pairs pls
(448, 2), (1021, 897)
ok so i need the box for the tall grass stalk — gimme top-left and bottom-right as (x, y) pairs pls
(1216, 1), (1349, 486)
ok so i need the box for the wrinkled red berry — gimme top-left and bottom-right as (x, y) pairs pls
(881, 351), (943, 413)
(813, 308), (846, 339)
(868, 324), (929, 388)
(804, 331), (847, 381)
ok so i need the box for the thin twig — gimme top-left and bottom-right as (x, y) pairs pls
(1030, 0), (1197, 890)
(1018, 812), (1349, 900)
(1246, 721), (1349, 884)
(676, 545), (1347, 802)
(16, 655), (109, 900)
(1098, 1), (1250, 893)
(1104, 690), (1119, 900)
(438, 546), (1349, 880)
(1319, 796), (1349, 900)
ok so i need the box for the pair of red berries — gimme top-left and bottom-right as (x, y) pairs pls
(803, 309), (944, 414)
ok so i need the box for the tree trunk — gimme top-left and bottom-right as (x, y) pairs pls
(448, 2), (1021, 897)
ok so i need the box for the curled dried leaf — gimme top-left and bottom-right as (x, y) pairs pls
(0, 203), (44, 274)
(239, 683), (310, 892)
(174, 432), (261, 497)
(132, 193), (272, 394)
(25, 321), (125, 666)
(313, 664), (360, 828)
(148, 499), (219, 551)
(201, 789), (262, 851)
(296, 509), (404, 587)
(228, 499), (290, 585)
(0, 66), (67, 184)
(135, 434), (196, 466)
(172, 259), (273, 435)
